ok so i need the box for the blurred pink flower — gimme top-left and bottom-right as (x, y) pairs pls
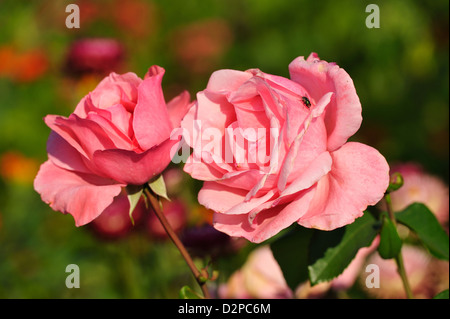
(218, 246), (293, 299)
(65, 38), (125, 76)
(90, 191), (145, 239)
(388, 163), (449, 225)
(146, 199), (187, 239)
(361, 245), (432, 299)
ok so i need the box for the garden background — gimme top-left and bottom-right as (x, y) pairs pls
(0, 0), (448, 298)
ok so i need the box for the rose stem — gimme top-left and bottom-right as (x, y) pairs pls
(144, 187), (211, 299)
(384, 193), (414, 299)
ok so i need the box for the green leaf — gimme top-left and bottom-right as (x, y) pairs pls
(308, 211), (378, 285)
(433, 289), (449, 299)
(270, 225), (314, 291)
(179, 286), (203, 299)
(148, 175), (170, 201)
(396, 203), (449, 260)
(377, 214), (402, 259)
(125, 185), (144, 225)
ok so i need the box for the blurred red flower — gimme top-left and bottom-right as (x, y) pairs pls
(171, 19), (233, 74)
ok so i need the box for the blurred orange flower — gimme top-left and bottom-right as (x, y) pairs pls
(0, 151), (40, 184)
(0, 45), (48, 83)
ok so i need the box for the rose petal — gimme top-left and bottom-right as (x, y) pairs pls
(207, 69), (253, 93)
(34, 160), (123, 226)
(198, 181), (248, 214)
(47, 131), (96, 175)
(93, 137), (180, 185)
(289, 53), (362, 151)
(133, 66), (173, 150)
(213, 187), (316, 243)
(44, 114), (117, 159)
(298, 142), (390, 230)
(166, 90), (192, 129)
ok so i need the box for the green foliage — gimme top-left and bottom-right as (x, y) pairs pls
(179, 285), (203, 299)
(433, 289), (449, 299)
(307, 212), (378, 285)
(270, 226), (313, 291)
(396, 203), (449, 260)
(271, 212), (379, 288)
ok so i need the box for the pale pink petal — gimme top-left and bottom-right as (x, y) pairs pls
(133, 66), (172, 150)
(183, 154), (226, 181)
(279, 151), (332, 198)
(225, 189), (277, 215)
(206, 69), (253, 93)
(289, 53), (362, 151)
(198, 181), (248, 214)
(277, 116), (328, 191)
(34, 161), (124, 226)
(298, 142), (390, 230)
(93, 137), (180, 185)
(213, 187), (316, 243)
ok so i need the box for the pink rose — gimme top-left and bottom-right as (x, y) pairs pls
(182, 53), (389, 243)
(34, 66), (191, 226)
(218, 246), (293, 299)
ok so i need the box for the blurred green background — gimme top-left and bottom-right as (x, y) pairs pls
(0, 0), (448, 298)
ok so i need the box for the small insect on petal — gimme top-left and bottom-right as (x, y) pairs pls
(301, 96), (311, 108)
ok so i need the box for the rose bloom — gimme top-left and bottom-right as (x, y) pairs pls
(388, 163), (449, 225)
(218, 245), (293, 299)
(181, 53), (389, 243)
(34, 66), (191, 226)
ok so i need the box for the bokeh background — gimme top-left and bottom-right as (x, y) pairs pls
(0, 0), (448, 298)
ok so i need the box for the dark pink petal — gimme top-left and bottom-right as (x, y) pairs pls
(166, 90), (192, 129)
(44, 114), (117, 159)
(47, 131), (96, 175)
(93, 137), (180, 185)
(289, 53), (362, 151)
(34, 161), (123, 226)
(133, 66), (173, 150)
(298, 142), (390, 230)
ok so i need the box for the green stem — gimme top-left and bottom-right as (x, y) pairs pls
(144, 187), (211, 299)
(384, 194), (414, 299)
